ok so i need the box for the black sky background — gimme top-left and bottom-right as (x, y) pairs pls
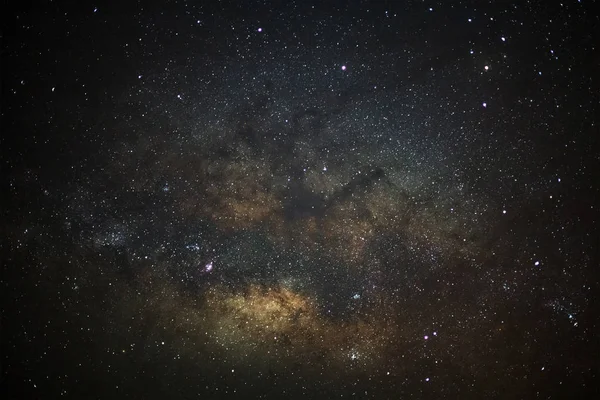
(2, 1), (600, 399)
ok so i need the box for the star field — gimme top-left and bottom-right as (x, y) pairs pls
(2, 1), (599, 399)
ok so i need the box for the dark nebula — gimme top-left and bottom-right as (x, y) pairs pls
(2, 1), (599, 399)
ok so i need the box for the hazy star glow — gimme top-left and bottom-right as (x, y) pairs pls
(3, 1), (597, 399)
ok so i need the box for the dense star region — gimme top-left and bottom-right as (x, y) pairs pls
(2, 1), (599, 399)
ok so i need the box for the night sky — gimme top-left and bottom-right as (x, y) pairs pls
(2, 1), (599, 399)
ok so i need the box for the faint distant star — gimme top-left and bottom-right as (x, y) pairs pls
(257, 27), (262, 32)
(341, 65), (347, 71)
(483, 102), (487, 108)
